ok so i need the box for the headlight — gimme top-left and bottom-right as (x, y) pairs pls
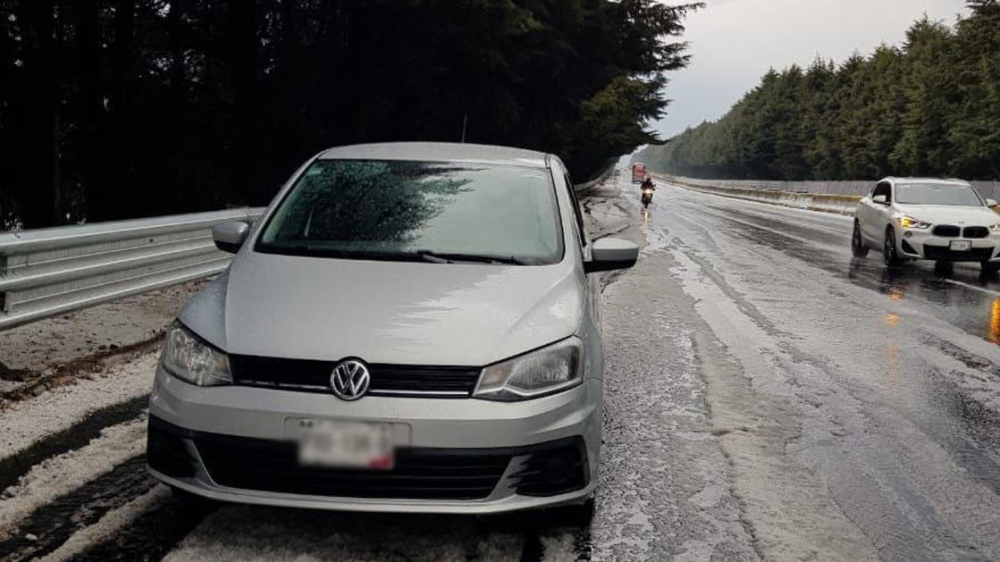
(991, 224), (1000, 232)
(473, 338), (583, 401)
(161, 323), (232, 386)
(898, 216), (931, 229)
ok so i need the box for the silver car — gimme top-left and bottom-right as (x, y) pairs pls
(146, 142), (638, 514)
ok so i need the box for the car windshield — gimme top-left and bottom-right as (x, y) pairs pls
(256, 159), (563, 265)
(894, 183), (983, 206)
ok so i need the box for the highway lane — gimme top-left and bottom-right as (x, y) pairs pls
(640, 181), (1000, 561)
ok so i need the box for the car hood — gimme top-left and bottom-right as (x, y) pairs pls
(178, 251), (584, 366)
(894, 204), (999, 226)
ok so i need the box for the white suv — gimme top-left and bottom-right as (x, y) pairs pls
(853, 177), (1000, 273)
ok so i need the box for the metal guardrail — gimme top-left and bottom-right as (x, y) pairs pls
(0, 208), (264, 331)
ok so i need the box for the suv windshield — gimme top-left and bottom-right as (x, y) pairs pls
(256, 159), (563, 265)
(895, 183), (984, 206)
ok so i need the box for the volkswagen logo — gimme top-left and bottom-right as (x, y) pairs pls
(330, 359), (371, 401)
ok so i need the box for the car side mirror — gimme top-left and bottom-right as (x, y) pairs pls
(988, 198), (998, 207)
(212, 221), (250, 254)
(585, 238), (639, 273)
(872, 195), (888, 205)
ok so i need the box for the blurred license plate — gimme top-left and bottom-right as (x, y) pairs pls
(950, 240), (972, 251)
(298, 420), (394, 469)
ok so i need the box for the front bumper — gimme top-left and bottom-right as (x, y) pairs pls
(147, 365), (601, 513)
(896, 228), (1000, 262)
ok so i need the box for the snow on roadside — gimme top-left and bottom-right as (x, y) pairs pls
(0, 353), (157, 462)
(35, 485), (169, 562)
(0, 416), (147, 538)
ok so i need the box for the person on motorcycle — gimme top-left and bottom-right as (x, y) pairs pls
(640, 177), (655, 208)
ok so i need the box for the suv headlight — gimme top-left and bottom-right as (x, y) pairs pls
(991, 224), (1000, 232)
(473, 338), (583, 401)
(898, 216), (931, 229)
(161, 323), (232, 386)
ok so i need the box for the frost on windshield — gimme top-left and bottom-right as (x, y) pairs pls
(258, 160), (562, 263)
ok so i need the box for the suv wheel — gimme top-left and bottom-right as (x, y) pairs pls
(852, 220), (869, 257)
(884, 227), (902, 267)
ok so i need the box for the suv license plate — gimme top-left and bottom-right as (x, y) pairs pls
(298, 420), (394, 469)
(950, 240), (972, 251)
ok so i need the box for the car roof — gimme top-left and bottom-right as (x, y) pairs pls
(317, 142), (549, 169)
(884, 177), (971, 186)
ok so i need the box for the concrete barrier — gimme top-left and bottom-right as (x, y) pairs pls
(659, 175), (860, 215)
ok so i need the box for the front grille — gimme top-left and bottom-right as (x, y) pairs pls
(229, 355), (481, 398)
(194, 433), (511, 500)
(964, 226), (990, 239)
(923, 245), (995, 261)
(933, 225), (961, 237)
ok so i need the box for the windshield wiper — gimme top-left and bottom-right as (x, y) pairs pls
(258, 243), (530, 265)
(414, 250), (529, 265)
(261, 244), (427, 262)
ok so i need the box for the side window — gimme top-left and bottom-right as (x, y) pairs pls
(873, 182), (891, 202)
(563, 174), (588, 248)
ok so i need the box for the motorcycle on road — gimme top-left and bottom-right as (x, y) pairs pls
(639, 177), (656, 209)
(641, 188), (654, 208)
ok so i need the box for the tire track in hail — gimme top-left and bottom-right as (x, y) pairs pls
(0, 456), (153, 561)
(0, 395), (148, 492)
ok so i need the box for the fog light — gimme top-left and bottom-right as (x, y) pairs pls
(904, 231), (913, 238)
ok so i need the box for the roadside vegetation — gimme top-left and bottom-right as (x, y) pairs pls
(639, 0), (1000, 182)
(0, 0), (701, 229)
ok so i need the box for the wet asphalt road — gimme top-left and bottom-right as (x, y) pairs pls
(5, 176), (1000, 561)
(631, 181), (1000, 561)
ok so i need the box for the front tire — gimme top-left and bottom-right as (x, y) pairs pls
(884, 227), (902, 267)
(852, 220), (869, 257)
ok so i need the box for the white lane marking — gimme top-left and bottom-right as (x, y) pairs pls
(941, 278), (1000, 298)
(37, 485), (169, 562)
(0, 417), (147, 538)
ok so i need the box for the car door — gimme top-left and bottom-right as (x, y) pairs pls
(863, 181), (892, 242)
(856, 184), (876, 235)
(872, 181), (895, 238)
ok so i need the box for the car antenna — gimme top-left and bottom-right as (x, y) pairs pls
(461, 115), (468, 144)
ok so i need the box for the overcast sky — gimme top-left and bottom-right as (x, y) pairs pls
(654, 0), (970, 139)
